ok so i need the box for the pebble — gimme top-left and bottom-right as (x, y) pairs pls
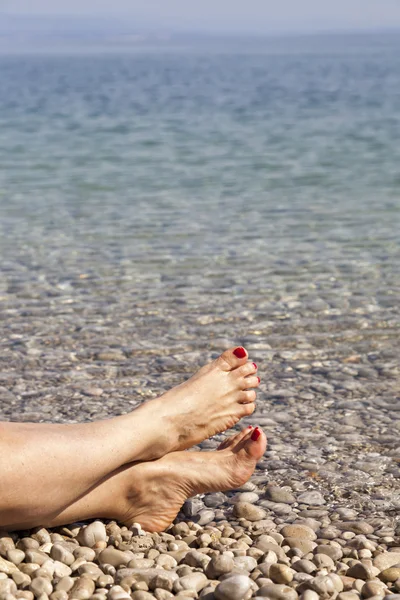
(379, 568), (400, 583)
(269, 564), (294, 584)
(281, 525), (317, 540)
(233, 502), (267, 521)
(265, 486), (296, 504)
(98, 549), (130, 568)
(374, 554), (400, 571)
(76, 522), (107, 548)
(214, 575), (252, 600)
(257, 583), (299, 599)
(297, 492), (326, 506)
(206, 554), (235, 579)
(173, 572), (208, 593)
(29, 577), (53, 597)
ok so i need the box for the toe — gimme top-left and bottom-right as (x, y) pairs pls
(241, 375), (260, 390)
(237, 426), (267, 460)
(216, 347), (249, 372)
(235, 362), (258, 378)
(239, 389), (257, 404)
(217, 426), (252, 450)
(240, 402), (256, 417)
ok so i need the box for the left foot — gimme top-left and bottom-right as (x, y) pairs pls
(45, 427), (267, 531)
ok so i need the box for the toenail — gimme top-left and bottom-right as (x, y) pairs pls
(233, 347), (247, 358)
(257, 376), (261, 384)
(247, 425), (253, 429)
(253, 362), (258, 370)
(251, 427), (261, 441)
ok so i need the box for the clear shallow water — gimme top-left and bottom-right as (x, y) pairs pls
(1, 35), (399, 318)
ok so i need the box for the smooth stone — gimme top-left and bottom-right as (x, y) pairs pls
(257, 583), (299, 599)
(204, 492), (227, 508)
(98, 548), (130, 568)
(235, 492), (260, 504)
(24, 551), (49, 566)
(269, 564), (294, 584)
(281, 525), (317, 541)
(214, 575), (252, 600)
(196, 509), (216, 526)
(255, 541), (287, 562)
(0, 539), (15, 557)
(313, 554), (335, 570)
(374, 554), (400, 572)
(154, 590), (174, 600)
(337, 522), (375, 535)
(346, 563), (375, 581)
(299, 592), (319, 600)
(182, 499), (203, 517)
(73, 548), (96, 562)
(30, 577), (53, 598)
(68, 577), (95, 600)
(265, 487), (296, 504)
(6, 550), (25, 566)
(293, 560), (317, 575)
(50, 545), (74, 566)
(0, 557), (19, 575)
(234, 502), (267, 521)
(206, 555), (235, 579)
(173, 572), (208, 593)
(233, 556), (258, 573)
(77, 522), (107, 548)
(310, 574), (342, 598)
(53, 562), (72, 579)
(50, 592), (68, 600)
(183, 550), (211, 570)
(379, 568), (400, 583)
(131, 593), (154, 600)
(149, 571), (178, 593)
(0, 580), (17, 596)
(361, 581), (388, 598)
(314, 545), (343, 561)
(55, 577), (74, 593)
(78, 564), (103, 580)
(297, 492), (326, 506)
(284, 538), (317, 554)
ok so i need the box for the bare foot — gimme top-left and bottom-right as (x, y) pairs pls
(46, 427), (266, 531)
(131, 346), (260, 458)
(77, 426), (266, 532)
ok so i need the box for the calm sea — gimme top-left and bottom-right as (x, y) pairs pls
(0, 33), (399, 338)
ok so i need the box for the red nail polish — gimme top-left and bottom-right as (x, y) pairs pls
(257, 376), (261, 384)
(233, 347), (246, 358)
(247, 425), (253, 429)
(253, 363), (258, 370)
(251, 427), (261, 441)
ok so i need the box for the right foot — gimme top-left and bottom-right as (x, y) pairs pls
(133, 347), (260, 458)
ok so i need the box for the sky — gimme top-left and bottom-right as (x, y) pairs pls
(2, 0), (400, 33)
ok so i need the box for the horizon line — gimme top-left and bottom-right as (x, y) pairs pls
(2, 13), (400, 37)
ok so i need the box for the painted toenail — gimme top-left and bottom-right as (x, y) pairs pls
(233, 347), (246, 358)
(247, 425), (253, 429)
(253, 362), (258, 370)
(257, 376), (261, 384)
(251, 427), (261, 441)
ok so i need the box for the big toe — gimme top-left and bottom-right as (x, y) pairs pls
(216, 346), (249, 371)
(237, 426), (267, 461)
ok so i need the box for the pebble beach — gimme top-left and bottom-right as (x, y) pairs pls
(1, 33), (400, 600)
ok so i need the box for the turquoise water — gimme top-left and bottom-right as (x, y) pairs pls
(0, 33), (399, 342)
